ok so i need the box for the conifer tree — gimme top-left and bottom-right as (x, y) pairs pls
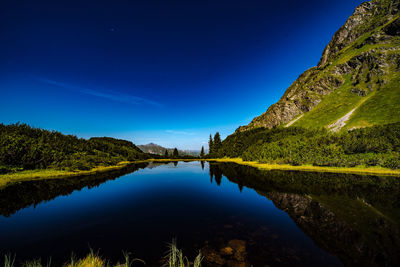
(213, 132), (222, 153)
(173, 148), (179, 158)
(200, 146), (205, 157)
(208, 134), (214, 154)
(164, 149), (169, 158)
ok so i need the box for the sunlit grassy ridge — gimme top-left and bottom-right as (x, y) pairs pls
(241, 1), (400, 132)
(290, 74), (366, 129)
(345, 70), (400, 128)
(292, 16), (400, 130)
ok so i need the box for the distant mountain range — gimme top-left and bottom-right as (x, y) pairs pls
(138, 143), (201, 156)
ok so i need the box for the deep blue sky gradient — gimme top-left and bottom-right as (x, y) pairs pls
(0, 0), (363, 149)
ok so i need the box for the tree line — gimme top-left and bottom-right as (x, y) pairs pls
(212, 123), (400, 169)
(0, 123), (149, 173)
(163, 148), (180, 158)
(208, 132), (222, 156)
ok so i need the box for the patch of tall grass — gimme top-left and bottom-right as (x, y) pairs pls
(4, 254), (15, 267)
(1, 239), (202, 267)
(164, 239), (202, 267)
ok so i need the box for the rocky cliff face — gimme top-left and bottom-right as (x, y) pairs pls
(239, 0), (400, 132)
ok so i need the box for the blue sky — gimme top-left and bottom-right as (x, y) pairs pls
(0, 0), (363, 150)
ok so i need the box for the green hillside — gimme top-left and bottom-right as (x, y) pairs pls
(216, 122), (400, 169)
(239, 0), (400, 132)
(216, 0), (400, 170)
(292, 17), (400, 130)
(0, 123), (149, 173)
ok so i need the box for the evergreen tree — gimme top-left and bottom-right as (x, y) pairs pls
(173, 148), (179, 158)
(213, 132), (222, 152)
(164, 149), (169, 158)
(208, 134), (214, 154)
(200, 146), (205, 157)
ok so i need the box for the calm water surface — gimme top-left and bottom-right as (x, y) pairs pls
(0, 161), (399, 266)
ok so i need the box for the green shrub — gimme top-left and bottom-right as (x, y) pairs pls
(219, 123), (400, 169)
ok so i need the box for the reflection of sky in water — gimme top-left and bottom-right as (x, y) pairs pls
(0, 162), (338, 265)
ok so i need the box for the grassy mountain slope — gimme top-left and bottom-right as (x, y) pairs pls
(239, 0), (400, 132)
(138, 143), (171, 155)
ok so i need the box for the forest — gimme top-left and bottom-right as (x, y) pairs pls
(0, 123), (149, 173)
(2, 122), (400, 175)
(213, 122), (400, 169)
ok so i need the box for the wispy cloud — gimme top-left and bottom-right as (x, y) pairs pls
(165, 130), (196, 135)
(34, 77), (161, 107)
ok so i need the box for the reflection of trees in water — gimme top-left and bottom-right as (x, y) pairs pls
(211, 162), (400, 267)
(209, 163), (223, 186)
(173, 161), (178, 167)
(2, 161), (400, 266)
(200, 161), (205, 170)
(238, 183), (243, 192)
(0, 163), (149, 217)
(210, 163), (400, 209)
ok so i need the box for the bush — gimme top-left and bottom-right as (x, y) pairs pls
(0, 123), (149, 172)
(383, 154), (400, 169)
(219, 123), (400, 169)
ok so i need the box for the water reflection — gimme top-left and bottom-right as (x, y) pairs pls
(0, 163), (149, 217)
(209, 162), (400, 267)
(0, 161), (399, 266)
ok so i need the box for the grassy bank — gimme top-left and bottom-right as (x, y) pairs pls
(1, 157), (399, 190)
(0, 159), (202, 189)
(0, 161), (142, 189)
(208, 158), (400, 177)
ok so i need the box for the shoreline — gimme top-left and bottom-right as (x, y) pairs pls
(1, 157), (399, 189)
(207, 158), (400, 177)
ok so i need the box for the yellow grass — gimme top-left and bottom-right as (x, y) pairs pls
(66, 254), (105, 267)
(1, 157), (399, 190)
(206, 158), (400, 177)
(0, 163), (134, 189)
(0, 159), (201, 189)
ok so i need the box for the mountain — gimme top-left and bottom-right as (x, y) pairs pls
(239, 0), (400, 132)
(138, 143), (169, 155)
(138, 143), (201, 156)
(216, 0), (400, 169)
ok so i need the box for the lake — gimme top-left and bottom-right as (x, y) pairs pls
(0, 161), (399, 266)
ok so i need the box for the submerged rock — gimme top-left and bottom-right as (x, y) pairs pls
(202, 239), (250, 267)
(220, 246), (234, 256)
(227, 240), (247, 262)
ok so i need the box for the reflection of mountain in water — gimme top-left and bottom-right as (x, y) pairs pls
(209, 163), (400, 267)
(0, 163), (149, 217)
